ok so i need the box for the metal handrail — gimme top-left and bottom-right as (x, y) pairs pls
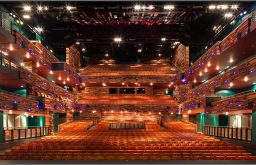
(203, 125), (252, 142)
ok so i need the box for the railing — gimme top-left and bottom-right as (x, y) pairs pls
(109, 122), (146, 129)
(203, 126), (252, 142)
(3, 126), (50, 142)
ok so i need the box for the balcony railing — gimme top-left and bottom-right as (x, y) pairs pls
(3, 126), (50, 142)
(203, 126), (252, 142)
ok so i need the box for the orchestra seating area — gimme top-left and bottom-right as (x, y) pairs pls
(0, 120), (255, 160)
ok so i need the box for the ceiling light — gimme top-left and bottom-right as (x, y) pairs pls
(229, 82), (233, 87)
(188, 110), (191, 114)
(231, 5), (238, 10)
(193, 79), (197, 83)
(135, 82), (138, 85)
(75, 41), (80, 45)
(208, 5), (216, 10)
(225, 112), (229, 115)
(204, 68), (208, 73)
(35, 27), (43, 33)
(207, 62), (211, 67)
(221, 5), (228, 10)
(134, 5), (141, 10)
(158, 53), (162, 57)
(37, 6), (43, 11)
(161, 37), (166, 41)
(26, 52), (30, 58)
(23, 14), (31, 19)
(244, 76), (248, 82)
(122, 82), (125, 85)
(9, 44), (13, 51)
(63, 81), (66, 84)
(36, 62), (40, 67)
(213, 26), (217, 30)
(150, 82), (153, 86)
(102, 83), (106, 86)
(168, 84), (171, 87)
(49, 70), (53, 75)
(23, 5), (32, 12)
(199, 71), (202, 76)
(216, 65), (220, 70)
(58, 76), (62, 81)
(82, 48), (86, 52)
(113, 37), (122, 43)
(148, 5), (154, 10)
(229, 57), (234, 63)
(66, 5), (73, 11)
(20, 62), (25, 67)
(137, 49), (142, 53)
(44, 6), (48, 11)
(20, 85), (24, 88)
(105, 53), (109, 57)
(164, 5), (174, 10)
(224, 13), (233, 18)
(67, 77), (70, 81)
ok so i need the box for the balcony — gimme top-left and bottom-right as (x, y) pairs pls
(0, 89), (39, 113)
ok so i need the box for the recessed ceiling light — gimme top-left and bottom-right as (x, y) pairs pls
(37, 6), (43, 12)
(164, 5), (174, 10)
(23, 5), (31, 12)
(224, 13), (233, 18)
(161, 37), (166, 41)
(23, 14), (31, 19)
(113, 37), (122, 42)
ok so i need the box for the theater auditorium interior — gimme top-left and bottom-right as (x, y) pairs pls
(0, 1), (256, 163)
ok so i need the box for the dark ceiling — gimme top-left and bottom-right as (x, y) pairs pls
(2, 1), (251, 64)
